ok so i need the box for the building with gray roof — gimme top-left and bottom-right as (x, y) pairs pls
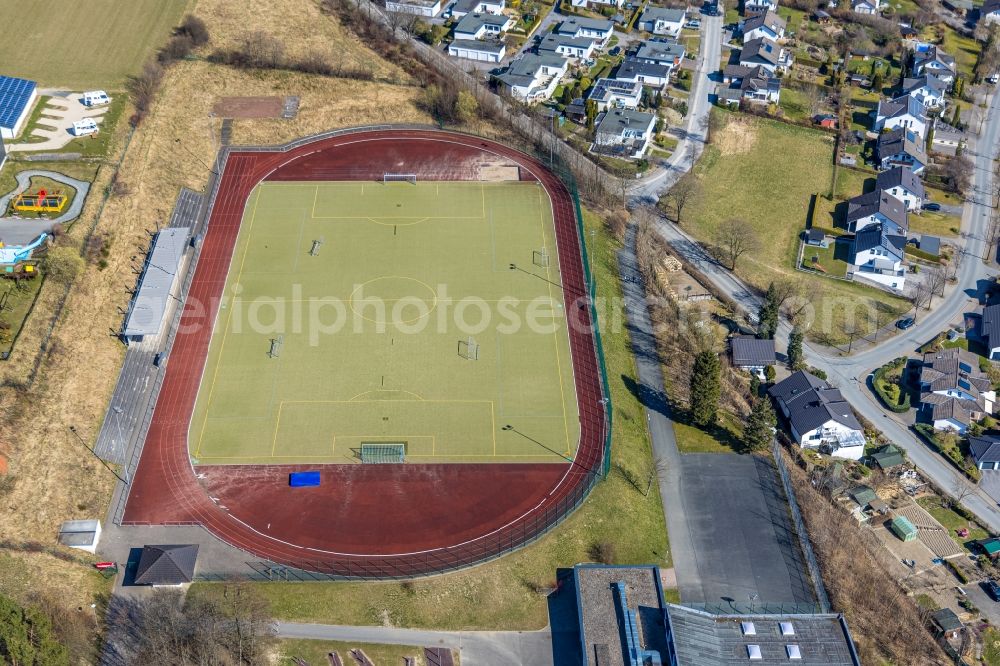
(634, 40), (686, 66)
(730, 335), (776, 371)
(122, 227), (189, 342)
(920, 347), (996, 432)
(875, 165), (924, 211)
(134, 544), (199, 585)
(983, 303), (1000, 359)
(593, 108), (657, 159)
(970, 434), (1000, 470)
(613, 58), (673, 87)
(876, 127), (927, 174)
(768, 370), (866, 459)
(844, 189), (908, 235)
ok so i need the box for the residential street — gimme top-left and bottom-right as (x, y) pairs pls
(630, 5), (723, 200)
(639, 85), (1000, 532)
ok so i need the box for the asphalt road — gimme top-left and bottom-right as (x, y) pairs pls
(274, 622), (554, 666)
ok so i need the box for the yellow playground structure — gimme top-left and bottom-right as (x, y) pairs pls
(12, 188), (68, 214)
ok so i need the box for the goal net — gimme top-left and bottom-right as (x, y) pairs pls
(383, 173), (417, 184)
(532, 248), (550, 268)
(458, 336), (480, 361)
(360, 442), (406, 463)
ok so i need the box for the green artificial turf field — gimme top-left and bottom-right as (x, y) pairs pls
(189, 180), (580, 465)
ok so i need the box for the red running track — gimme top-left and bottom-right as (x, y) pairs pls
(123, 129), (607, 577)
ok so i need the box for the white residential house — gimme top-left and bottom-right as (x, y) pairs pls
(738, 37), (792, 75)
(449, 0), (504, 17)
(920, 348), (996, 433)
(902, 75), (947, 111)
(538, 32), (597, 60)
(876, 128), (928, 174)
(932, 122), (965, 152)
(587, 78), (643, 111)
(496, 54), (568, 102)
(744, 0), (779, 12)
(844, 189), (908, 234)
(849, 225), (907, 291)
(386, 0), (443, 16)
(739, 11), (786, 43)
(453, 12), (514, 40)
(768, 371), (868, 460)
(613, 58), (672, 88)
(719, 65), (781, 105)
(448, 39), (506, 62)
(592, 109), (657, 159)
(912, 45), (957, 85)
(556, 17), (615, 49)
(874, 94), (928, 139)
(852, 0), (880, 14)
(637, 7), (686, 37)
(875, 166), (924, 211)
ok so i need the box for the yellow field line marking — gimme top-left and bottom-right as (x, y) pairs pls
(311, 185), (319, 219)
(491, 401), (497, 456)
(279, 399), (492, 404)
(194, 188), (263, 458)
(270, 401), (286, 456)
(348, 389), (425, 402)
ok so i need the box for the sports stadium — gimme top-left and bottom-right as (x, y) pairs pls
(123, 128), (610, 577)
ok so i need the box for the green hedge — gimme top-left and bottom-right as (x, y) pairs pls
(905, 246), (942, 263)
(946, 558), (970, 584)
(873, 359), (910, 413)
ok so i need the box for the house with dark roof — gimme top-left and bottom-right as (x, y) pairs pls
(874, 94), (928, 139)
(970, 434), (1000, 470)
(768, 370), (867, 459)
(634, 40), (686, 67)
(902, 74), (947, 110)
(556, 17), (615, 48)
(571, 563), (861, 666)
(845, 189), (908, 235)
(0, 75), (38, 140)
(739, 11), (786, 42)
(448, 39), (506, 62)
(738, 37), (791, 75)
(496, 54), (568, 102)
(982, 303), (1000, 359)
(875, 166), (924, 211)
(850, 225), (906, 290)
(912, 44), (957, 84)
(930, 608), (963, 640)
(613, 58), (672, 88)
(453, 11), (514, 40)
(134, 544), (199, 586)
(876, 128), (927, 174)
(730, 335), (777, 374)
(920, 348), (996, 433)
(450, 0), (505, 17)
(587, 78), (643, 111)
(718, 65), (781, 105)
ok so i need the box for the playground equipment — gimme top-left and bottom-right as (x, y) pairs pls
(0, 234), (47, 265)
(12, 188), (67, 214)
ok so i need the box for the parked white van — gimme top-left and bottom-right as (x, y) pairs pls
(82, 90), (110, 107)
(72, 119), (99, 136)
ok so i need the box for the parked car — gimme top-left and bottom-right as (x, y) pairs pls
(686, 19), (701, 27)
(921, 202), (942, 211)
(896, 317), (915, 330)
(984, 580), (1000, 601)
(609, 46), (622, 56)
(989, 73), (999, 85)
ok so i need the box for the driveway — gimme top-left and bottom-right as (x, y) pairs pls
(7, 89), (109, 152)
(980, 471), (1000, 505)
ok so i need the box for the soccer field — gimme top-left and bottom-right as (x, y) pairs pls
(189, 180), (581, 464)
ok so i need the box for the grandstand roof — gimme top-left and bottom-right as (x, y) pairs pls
(123, 227), (189, 338)
(0, 75), (36, 131)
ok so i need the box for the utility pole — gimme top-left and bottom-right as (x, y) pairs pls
(68, 425), (129, 485)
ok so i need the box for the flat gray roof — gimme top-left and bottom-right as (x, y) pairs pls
(449, 38), (505, 53)
(123, 227), (189, 338)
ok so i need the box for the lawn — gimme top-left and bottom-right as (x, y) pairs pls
(910, 211), (960, 237)
(684, 110), (909, 344)
(800, 239), (850, 278)
(778, 87), (813, 124)
(187, 206), (670, 629)
(985, 628), (1000, 666)
(0, 0), (189, 88)
(0, 275), (46, 359)
(916, 495), (989, 551)
(277, 639), (440, 666)
(939, 26), (982, 80)
(673, 411), (743, 454)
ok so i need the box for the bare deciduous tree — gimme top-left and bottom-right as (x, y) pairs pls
(713, 218), (760, 271)
(664, 172), (701, 225)
(924, 266), (947, 304)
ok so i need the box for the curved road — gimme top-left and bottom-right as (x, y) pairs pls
(642, 83), (1000, 531)
(0, 169), (91, 245)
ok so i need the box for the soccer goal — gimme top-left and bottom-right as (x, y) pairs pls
(532, 248), (550, 268)
(458, 336), (480, 361)
(268, 335), (284, 359)
(383, 173), (417, 185)
(360, 442), (407, 464)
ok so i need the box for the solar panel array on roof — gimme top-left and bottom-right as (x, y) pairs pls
(0, 75), (36, 131)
